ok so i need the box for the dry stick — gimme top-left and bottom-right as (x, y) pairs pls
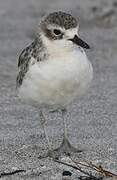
(69, 157), (98, 172)
(69, 157), (117, 178)
(89, 162), (117, 178)
(0, 169), (26, 178)
(53, 158), (97, 178)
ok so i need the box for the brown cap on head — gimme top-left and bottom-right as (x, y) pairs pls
(41, 11), (78, 30)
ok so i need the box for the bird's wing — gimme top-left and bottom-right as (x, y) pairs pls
(16, 41), (42, 88)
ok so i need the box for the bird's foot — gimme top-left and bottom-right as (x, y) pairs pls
(45, 137), (83, 159)
(38, 137), (84, 159)
(54, 136), (83, 154)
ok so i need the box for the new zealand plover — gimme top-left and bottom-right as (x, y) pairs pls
(16, 11), (93, 156)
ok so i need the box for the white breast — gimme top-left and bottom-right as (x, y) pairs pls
(19, 48), (93, 108)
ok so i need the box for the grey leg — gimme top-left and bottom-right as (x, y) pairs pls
(62, 109), (68, 139)
(38, 109), (82, 158)
(39, 110), (52, 153)
(54, 109), (83, 154)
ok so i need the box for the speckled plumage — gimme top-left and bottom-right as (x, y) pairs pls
(41, 11), (78, 30)
(16, 37), (46, 88)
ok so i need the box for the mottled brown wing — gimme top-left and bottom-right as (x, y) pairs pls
(16, 41), (38, 88)
(16, 37), (45, 88)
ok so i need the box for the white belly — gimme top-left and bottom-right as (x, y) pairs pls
(19, 50), (93, 108)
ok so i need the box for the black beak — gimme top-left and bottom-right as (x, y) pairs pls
(69, 35), (90, 49)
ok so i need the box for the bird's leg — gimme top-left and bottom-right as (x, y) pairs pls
(54, 109), (82, 154)
(39, 110), (53, 156)
(39, 110), (82, 159)
(62, 109), (68, 143)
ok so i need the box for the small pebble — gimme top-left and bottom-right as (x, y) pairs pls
(63, 171), (72, 176)
(62, 171), (72, 180)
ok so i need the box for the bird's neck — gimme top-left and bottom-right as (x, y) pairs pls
(39, 33), (75, 58)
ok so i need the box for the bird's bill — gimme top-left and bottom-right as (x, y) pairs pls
(69, 35), (90, 49)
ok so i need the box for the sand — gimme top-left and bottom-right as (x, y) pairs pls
(0, 0), (117, 179)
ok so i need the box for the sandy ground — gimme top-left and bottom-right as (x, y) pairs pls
(0, 0), (117, 179)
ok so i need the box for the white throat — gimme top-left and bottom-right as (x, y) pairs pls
(40, 27), (79, 58)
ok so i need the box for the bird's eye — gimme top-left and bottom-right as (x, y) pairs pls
(53, 29), (61, 35)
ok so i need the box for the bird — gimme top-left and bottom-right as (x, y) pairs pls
(16, 11), (93, 157)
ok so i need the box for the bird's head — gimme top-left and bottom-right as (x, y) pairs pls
(38, 11), (90, 55)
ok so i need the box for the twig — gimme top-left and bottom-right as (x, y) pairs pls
(0, 169), (26, 178)
(69, 157), (98, 172)
(89, 163), (117, 178)
(53, 158), (97, 178)
(69, 157), (117, 178)
(54, 157), (117, 179)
